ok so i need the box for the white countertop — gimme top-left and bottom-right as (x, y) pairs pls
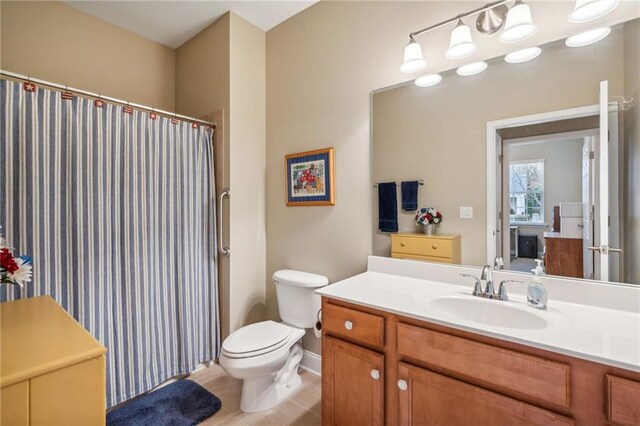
(316, 257), (640, 372)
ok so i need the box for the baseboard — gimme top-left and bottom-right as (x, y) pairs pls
(300, 350), (321, 376)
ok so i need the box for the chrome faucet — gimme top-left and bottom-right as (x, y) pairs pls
(460, 265), (496, 299)
(480, 264), (496, 297)
(497, 280), (524, 301)
(494, 256), (504, 270)
(459, 274), (483, 296)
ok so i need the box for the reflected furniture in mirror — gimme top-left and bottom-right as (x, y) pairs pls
(372, 17), (639, 285)
(391, 233), (461, 264)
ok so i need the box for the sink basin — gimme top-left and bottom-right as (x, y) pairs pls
(428, 296), (548, 330)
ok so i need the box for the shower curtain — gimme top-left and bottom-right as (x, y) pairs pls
(0, 79), (220, 408)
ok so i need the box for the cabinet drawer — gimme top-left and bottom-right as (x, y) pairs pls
(1, 381), (29, 425)
(324, 303), (385, 349)
(391, 253), (456, 264)
(391, 235), (453, 258)
(397, 363), (574, 426)
(607, 375), (640, 426)
(397, 323), (571, 408)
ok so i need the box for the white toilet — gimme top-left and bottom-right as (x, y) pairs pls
(219, 269), (328, 413)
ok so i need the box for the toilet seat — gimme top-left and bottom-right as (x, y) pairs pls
(222, 321), (292, 359)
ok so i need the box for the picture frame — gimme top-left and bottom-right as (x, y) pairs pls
(285, 147), (335, 206)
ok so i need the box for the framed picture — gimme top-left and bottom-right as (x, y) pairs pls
(285, 147), (335, 206)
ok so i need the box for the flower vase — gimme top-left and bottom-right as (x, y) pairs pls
(422, 224), (437, 235)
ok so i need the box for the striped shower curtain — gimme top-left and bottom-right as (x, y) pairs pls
(0, 79), (220, 408)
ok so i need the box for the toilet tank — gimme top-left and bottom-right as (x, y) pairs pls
(273, 270), (329, 328)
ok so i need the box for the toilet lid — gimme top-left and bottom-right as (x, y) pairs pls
(222, 321), (291, 357)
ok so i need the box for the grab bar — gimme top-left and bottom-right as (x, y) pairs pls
(218, 189), (230, 257)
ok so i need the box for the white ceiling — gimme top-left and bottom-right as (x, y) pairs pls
(63, 1), (319, 49)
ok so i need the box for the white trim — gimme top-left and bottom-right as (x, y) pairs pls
(300, 350), (321, 376)
(486, 104), (600, 265)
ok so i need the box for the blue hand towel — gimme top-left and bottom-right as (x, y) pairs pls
(378, 182), (398, 233)
(401, 181), (419, 211)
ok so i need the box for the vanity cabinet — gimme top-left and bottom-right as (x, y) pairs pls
(323, 336), (385, 426)
(390, 233), (461, 264)
(397, 363), (574, 426)
(321, 296), (640, 426)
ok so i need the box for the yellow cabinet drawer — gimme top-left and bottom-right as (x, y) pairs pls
(391, 233), (460, 262)
(1, 381), (29, 425)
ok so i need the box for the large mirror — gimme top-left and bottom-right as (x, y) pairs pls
(372, 18), (639, 285)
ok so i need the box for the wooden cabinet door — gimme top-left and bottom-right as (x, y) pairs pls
(322, 336), (384, 426)
(397, 363), (574, 426)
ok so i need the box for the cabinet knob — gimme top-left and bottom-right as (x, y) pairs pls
(344, 320), (353, 331)
(432, 243), (438, 249)
(400, 241), (406, 247)
(397, 379), (408, 391)
(370, 369), (380, 380)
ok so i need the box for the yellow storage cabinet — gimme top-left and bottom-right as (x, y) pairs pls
(1, 295), (106, 425)
(391, 233), (461, 264)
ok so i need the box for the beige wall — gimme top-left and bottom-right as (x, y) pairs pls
(175, 12), (267, 336)
(266, 1), (639, 356)
(175, 13), (233, 338)
(624, 19), (640, 284)
(228, 14), (267, 332)
(0, 1), (175, 110)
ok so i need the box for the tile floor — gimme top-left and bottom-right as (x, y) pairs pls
(189, 362), (321, 426)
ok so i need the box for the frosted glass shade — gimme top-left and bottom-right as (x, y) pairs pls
(499, 2), (538, 43)
(568, 0), (619, 23)
(456, 61), (488, 76)
(445, 21), (477, 60)
(505, 47), (542, 63)
(400, 39), (427, 73)
(566, 27), (611, 47)
(415, 74), (442, 87)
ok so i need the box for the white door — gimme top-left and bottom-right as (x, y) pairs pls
(591, 80), (623, 281)
(582, 138), (594, 279)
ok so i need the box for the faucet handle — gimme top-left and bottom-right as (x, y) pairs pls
(497, 280), (524, 301)
(494, 256), (504, 270)
(459, 273), (483, 296)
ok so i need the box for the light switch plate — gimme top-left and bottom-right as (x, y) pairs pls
(460, 206), (473, 219)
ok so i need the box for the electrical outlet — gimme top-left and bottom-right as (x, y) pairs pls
(460, 206), (473, 219)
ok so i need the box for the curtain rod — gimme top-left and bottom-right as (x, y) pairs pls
(0, 70), (216, 128)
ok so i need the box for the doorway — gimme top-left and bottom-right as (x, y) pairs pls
(486, 103), (623, 282)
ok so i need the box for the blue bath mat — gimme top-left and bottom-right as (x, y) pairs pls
(107, 380), (222, 426)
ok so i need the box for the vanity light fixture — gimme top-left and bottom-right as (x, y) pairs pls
(446, 19), (478, 60)
(568, 0), (619, 23)
(499, 0), (538, 43)
(457, 61), (488, 76)
(400, 37), (427, 73)
(565, 27), (611, 47)
(415, 73), (443, 87)
(401, 0), (511, 73)
(505, 46), (542, 63)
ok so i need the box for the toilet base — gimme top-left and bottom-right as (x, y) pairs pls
(239, 343), (304, 413)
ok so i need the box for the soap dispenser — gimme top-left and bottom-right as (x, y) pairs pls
(527, 260), (548, 310)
